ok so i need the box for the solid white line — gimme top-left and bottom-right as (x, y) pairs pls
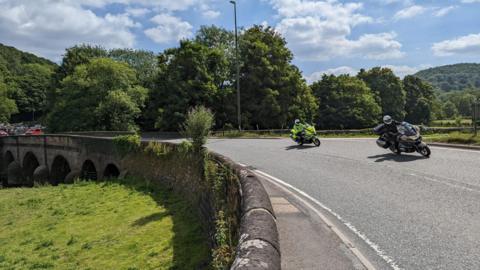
(255, 169), (402, 270)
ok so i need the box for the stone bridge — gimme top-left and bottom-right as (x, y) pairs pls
(0, 135), (122, 186)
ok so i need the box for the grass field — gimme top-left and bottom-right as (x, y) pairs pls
(425, 132), (480, 145)
(0, 179), (209, 270)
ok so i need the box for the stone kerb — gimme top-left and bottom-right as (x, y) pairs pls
(211, 153), (281, 270)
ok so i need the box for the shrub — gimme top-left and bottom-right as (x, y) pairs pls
(181, 106), (214, 151)
(113, 134), (141, 157)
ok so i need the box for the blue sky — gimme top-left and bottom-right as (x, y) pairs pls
(1, 0), (479, 82)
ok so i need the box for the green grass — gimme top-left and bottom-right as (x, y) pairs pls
(430, 118), (472, 127)
(425, 132), (480, 145)
(0, 179), (209, 270)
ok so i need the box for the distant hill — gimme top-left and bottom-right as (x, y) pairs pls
(414, 63), (480, 92)
(0, 43), (56, 76)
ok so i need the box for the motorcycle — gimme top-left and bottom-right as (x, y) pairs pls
(290, 124), (321, 147)
(373, 122), (431, 157)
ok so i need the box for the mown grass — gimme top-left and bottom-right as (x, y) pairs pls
(0, 179), (210, 270)
(425, 132), (480, 145)
(430, 118), (472, 127)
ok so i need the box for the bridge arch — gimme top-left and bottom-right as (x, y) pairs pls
(5, 151), (14, 166)
(50, 155), (71, 185)
(103, 163), (120, 178)
(81, 160), (98, 180)
(23, 152), (40, 186)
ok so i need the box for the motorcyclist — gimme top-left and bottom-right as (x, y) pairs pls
(292, 119), (306, 142)
(382, 115), (401, 153)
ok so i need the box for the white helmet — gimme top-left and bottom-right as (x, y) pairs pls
(383, 115), (393, 125)
(294, 119), (300, 124)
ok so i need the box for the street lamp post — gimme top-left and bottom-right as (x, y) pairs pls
(230, 0), (241, 130)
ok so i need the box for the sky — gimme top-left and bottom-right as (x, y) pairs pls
(1, 0), (480, 82)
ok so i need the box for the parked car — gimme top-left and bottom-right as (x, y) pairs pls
(0, 130), (8, 137)
(25, 128), (43, 135)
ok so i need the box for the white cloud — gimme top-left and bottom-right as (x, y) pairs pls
(270, 0), (404, 61)
(144, 14), (193, 44)
(73, 0), (199, 11)
(432, 33), (480, 56)
(0, 0), (138, 60)
(202, 10), (220, 19)
(125, 7), (151, 17)
(377, 0), (413, 5)
(433, 5), (457, 17)
(306, 66), (358, 83)
(381, 64), (431, 78)
(394, 5), (426, 20)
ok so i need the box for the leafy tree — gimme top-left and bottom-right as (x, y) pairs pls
(47, 58), (147, 132)
(312, 74), (381, 129)
(148, 40), (230, 130)
(415, 63), (480, 92)
(108, 49), (158, 88)
(442, 101), (458, 119)
(0, 79), (18, 123)
(57, 45), (108, 79)
(358, 67), (406, 120)
(9, 63), (54, 119)
(403, 75), (435, 124)
(239, 25), (317, 128)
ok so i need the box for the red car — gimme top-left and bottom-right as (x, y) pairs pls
(0, 130), (8, 137)
(25, 128), (43, 135)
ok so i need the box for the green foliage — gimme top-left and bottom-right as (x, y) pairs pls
(415, 63), (480, 92)
(358, 67), (406, 120)
(148, 39), (230, 130)
(0, 180), (210, 269)
(0, 79), (18, 122)
(442, 101), (458, 119)
(112, 134), (141, 156)
(0, 43), (57, 121)
(239, 25), (318, 128)
(143, 141), (172, 157)
(403, 75), (435, 124)
(108, 49), (158, 89)
(427, 132), (480, 145)
(182, 106), (214, 151)
(47, 58), (147, 132)
(312, 74), (381, 129)
(57, 44), (108, 80)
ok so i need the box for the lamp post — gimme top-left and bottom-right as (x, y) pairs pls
(230, 0), (241, 130)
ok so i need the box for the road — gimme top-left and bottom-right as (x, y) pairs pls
(205, 138), (480, 270)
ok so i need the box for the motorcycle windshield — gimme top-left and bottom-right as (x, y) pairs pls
(397, 122), (418, 136)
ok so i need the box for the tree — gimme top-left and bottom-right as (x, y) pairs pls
(0, 79), (18, 123)
(358, 67), (406, 120)
(9, 63), (54, 119)
(57, 45), (108, 79)
(47, 58), (147, 132)
(442, 101), (458, 119)
(148, 40), (230, 131)
(108, 49), (158, 88)
(312, 74), (381, 129)
(239, 25), (317, 128)
(403, 75), (435, 124)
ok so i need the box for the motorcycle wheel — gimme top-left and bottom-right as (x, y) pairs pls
(313, 138), (321, 147)
(419, 145), (431, 158)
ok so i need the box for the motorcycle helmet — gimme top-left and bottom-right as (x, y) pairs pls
(383, 115), (393, 125)
(294, 119), (300, 124)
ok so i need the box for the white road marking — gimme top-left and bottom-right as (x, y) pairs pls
(254, 169), (402, 270)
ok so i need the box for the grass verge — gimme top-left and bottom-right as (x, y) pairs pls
(425, 132), (480, 146)
(0, 179), (209, 270)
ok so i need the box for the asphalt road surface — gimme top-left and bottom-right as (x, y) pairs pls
(205, 138), (480, 270)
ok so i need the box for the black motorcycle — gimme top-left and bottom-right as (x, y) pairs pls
(373, 122), (431, 158)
